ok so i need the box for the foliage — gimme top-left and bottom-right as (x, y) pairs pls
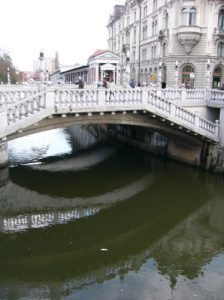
(0, 49), (19, 84)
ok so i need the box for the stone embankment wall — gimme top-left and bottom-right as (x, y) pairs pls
(106, 125), (224, 173)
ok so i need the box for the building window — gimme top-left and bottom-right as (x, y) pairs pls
(132, 51), (136, 62)
(165, 13), (169, 29)
(152, 22), (155, 36)
(181, 7), (197, 26)
(162, 43), (167, 57)
(182, 65), (195, 88)
(189, 8), (197, 26)
(113, 38), (116, 51)
(218, 9), (224, 30)
(153, 0), (157, 12)
(133, 28), (136, 42)
(151, 46), (157, 59)
(218, 42), (224, 57)
(134, 11), (137, 22)
(142, 48), (147, 61)
(143, 5), (147, 18)
(181, 8), (188, 26)
(143, 23), (148, 40)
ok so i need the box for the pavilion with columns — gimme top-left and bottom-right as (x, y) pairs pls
(87, 50), (120, 84)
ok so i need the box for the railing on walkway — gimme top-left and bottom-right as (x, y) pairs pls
(0, 87), (220, 142)
(0, 85), (40, 107)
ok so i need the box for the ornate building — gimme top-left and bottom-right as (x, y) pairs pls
(107, 0), (224, 89)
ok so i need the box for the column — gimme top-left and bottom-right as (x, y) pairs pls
(100, 70), (104, 82)
(112, 70), (115, 82)
(0, 142), (8, 168)
(95, 64), (99, 83)
(175, 61), (179, 89)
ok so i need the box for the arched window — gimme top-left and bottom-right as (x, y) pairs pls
(162, 43), (167, 57)
(153, 0), (157, 12)
(218, 9), (224, 30)
(165, 13), (169, 30)
(152, 22), (155, 36)
(181, 8), (188, 26)
(155, 20), (158, 35)
(182, 65), (195, 88)
(218, 42), (224, 57)
(189, 8), (197, 26)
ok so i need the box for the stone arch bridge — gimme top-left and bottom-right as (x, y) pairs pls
(0, 85), (224, 170)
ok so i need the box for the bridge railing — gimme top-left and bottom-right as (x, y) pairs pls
(0, 91), (47, 135)
(157, 88), (206, 104)
(0, 87), (219, 142)
(206, 89), (224, 106)
(146, 90), (218, 137)
(0, 85), (41, 107)
(53, 87), (218, 141)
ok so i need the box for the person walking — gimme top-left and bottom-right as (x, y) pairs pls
(103, 78), (108, 88)
(78, 76), (84, 89)
(130, 79), (136, 88)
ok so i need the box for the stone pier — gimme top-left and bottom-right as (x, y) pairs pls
(0, 142), (8, 168)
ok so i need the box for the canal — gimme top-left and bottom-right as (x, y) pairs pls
(0, 126), (224, 300)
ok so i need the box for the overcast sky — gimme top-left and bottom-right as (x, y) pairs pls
(0, 0), (123, 71)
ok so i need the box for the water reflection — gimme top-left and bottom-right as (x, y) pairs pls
(0, 128), (223, 299)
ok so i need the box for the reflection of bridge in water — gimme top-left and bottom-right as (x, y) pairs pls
(0, 173), (153, 232)
(0, 197), (223, 299)
(0, 164), (224, 298)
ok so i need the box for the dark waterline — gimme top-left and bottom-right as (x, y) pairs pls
(0, 128), (224, 300)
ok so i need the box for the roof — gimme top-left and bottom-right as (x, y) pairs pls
(60, 65), (88, 74)
(89, 50), (108, 59)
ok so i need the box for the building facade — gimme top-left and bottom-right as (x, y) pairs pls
(57, 50), (120, 85)
(107, 0), (224, 89)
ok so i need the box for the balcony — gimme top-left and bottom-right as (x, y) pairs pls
(177, 26), (201, 55)
(158, 29), (169, 42)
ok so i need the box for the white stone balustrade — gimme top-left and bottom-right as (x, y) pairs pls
(146, 90), (217, 137)
(0, 86), (40, 107)
(0, 87), (220, 143)
(207, 90), (224, 105)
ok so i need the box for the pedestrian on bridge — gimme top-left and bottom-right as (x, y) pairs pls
(78, 77), (84, 89)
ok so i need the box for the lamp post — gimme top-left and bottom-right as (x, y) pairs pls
(158, 61), (162, 88)
(175, 60), (179, 89)
(7, 67), (11, 85)
(206, 58), (211, 89)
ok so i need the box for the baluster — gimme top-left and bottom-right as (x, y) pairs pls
(81, 91), (87, 106)
(8, 109), (14, 124)
(86, 91), (91, 106)
(76, 92), (81, 106)
(14, 106), (20, 120)
(118, 91), (123, 105)
(113, 91), (118, 104)
(92, 90), (97, 105)
(20, 104), (26, 118)
(70, 92), (75, 110)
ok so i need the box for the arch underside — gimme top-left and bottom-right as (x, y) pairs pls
(6, 111), (208, 146)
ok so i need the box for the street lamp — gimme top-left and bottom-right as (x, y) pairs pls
(158, 61), (162, 87)
(7, 67), (11, 85)
(206, 58), (211, 89)
(175, 61), (179, 89)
